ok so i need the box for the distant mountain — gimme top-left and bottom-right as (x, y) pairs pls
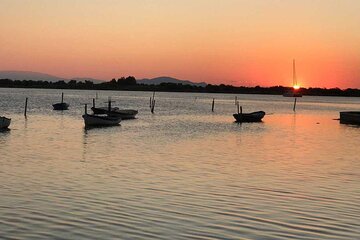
(137, 76), (207, 87)
(0, 71), (105, 83)
(71, 77), (104, 84)
(0, 71), (67, 82)
(0, 71), (206, 86)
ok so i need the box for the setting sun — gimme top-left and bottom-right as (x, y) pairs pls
(293, 85), (300, 90)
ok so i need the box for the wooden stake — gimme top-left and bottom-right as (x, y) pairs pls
(150, 92), (156, 113)
(293, 97), (297, 112)
(61, 92), (64, 103)
(92, 98), (95, 108)
(212, 98), (215, 112)
(84, 104), (88, 115)
(108, 98), (111, 113)
(151, 99), (155, 113)
(24, 97), (28, 117)
(240, 106), (243, 114)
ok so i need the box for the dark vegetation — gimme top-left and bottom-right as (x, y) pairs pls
(1, 76), (360, 97)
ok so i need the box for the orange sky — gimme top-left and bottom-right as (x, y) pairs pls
(1, 0), (359, 88)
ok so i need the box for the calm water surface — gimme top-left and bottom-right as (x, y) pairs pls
(0, 88), (359, 239)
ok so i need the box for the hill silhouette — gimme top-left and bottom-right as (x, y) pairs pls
(1, 74), (360, 97)
(0, 71), (104, 83)
(137, 76), (207, 87)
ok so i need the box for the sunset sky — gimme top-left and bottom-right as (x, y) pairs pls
(1, 0), (359, 88)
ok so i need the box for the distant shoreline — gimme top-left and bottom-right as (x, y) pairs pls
(1, 78), (360, 97)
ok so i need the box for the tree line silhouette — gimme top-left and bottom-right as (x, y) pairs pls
(0, 77), (360, 97)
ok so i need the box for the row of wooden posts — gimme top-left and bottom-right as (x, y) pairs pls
(22, 92), (298, 117)
(213, 95), (298, 113)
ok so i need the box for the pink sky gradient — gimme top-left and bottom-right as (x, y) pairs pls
(1, 0), (359, 88)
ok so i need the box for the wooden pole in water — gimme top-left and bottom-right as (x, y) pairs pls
(92, 98), (95, 108)
(24, 97), (28, 117)
(212, 98), (215, 112)
(61, 92), (64, 103)
(240, 106), (243, 114)
(151, 99), (155, 113)
(84, 104), (88, 115)
(150, 92), (156, 113)
(293, 97), (297, 112)
(108, 98), (111, 113)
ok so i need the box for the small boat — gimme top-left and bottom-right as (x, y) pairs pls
(91, 99), (138, 119)
(0, 116), (11, 129)
(283, 59), (302, 98)
(82, 114), (122, 127)
(340, 111), (360, 125)
(53, 92), (69, 110)
(91, 106), (118, 114)
(91, 107), (138, 119)
(233, 111), (265, 123)
(82, 103), (121, 127)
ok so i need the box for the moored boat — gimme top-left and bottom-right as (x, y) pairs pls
(82, 103), (121, 127)
(82, 114), (122, 127)
(91, 107), (138, 119)
(91, 106), (119, 114)
(340, 111), (360, 125)
(53, 92), (69, 110)
(53, 102), (70, 110)
(91, 98), (138, 119)
(283, 91), (302, 97)
(0, 116), (11, 129)
(233, 111), (265, 123)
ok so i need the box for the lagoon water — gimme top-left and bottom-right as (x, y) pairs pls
(0, 88), (360, 239)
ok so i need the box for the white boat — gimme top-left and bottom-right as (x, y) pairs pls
(283, 59), (303, 97)
(0, 116), (11, 129)
(340, 111), (360, 125)
(82, 114), (122, 127)
(82, 103), (121, 127)
(91, 99), (138, 119)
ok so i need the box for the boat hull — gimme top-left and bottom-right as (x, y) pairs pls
(0, 116), (11, 129)
(340, 111), (360, 125)
(233, 111), (265, 123)
(82, 114), (121, 127)
(91, 107), (118, 114)
(91, 107), (138, 119)
(53, 102), (69, 110)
